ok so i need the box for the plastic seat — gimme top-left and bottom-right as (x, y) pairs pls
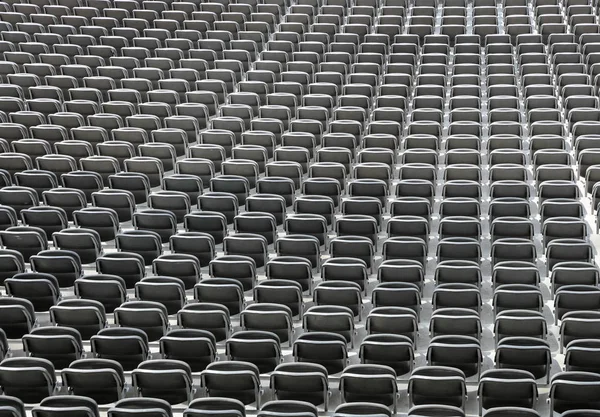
(0, 358), (57, 404)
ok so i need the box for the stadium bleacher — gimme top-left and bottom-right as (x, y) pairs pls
(1, 0), (600, 414)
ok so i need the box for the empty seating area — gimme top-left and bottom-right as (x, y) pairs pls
(3, 0), (600, 414)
